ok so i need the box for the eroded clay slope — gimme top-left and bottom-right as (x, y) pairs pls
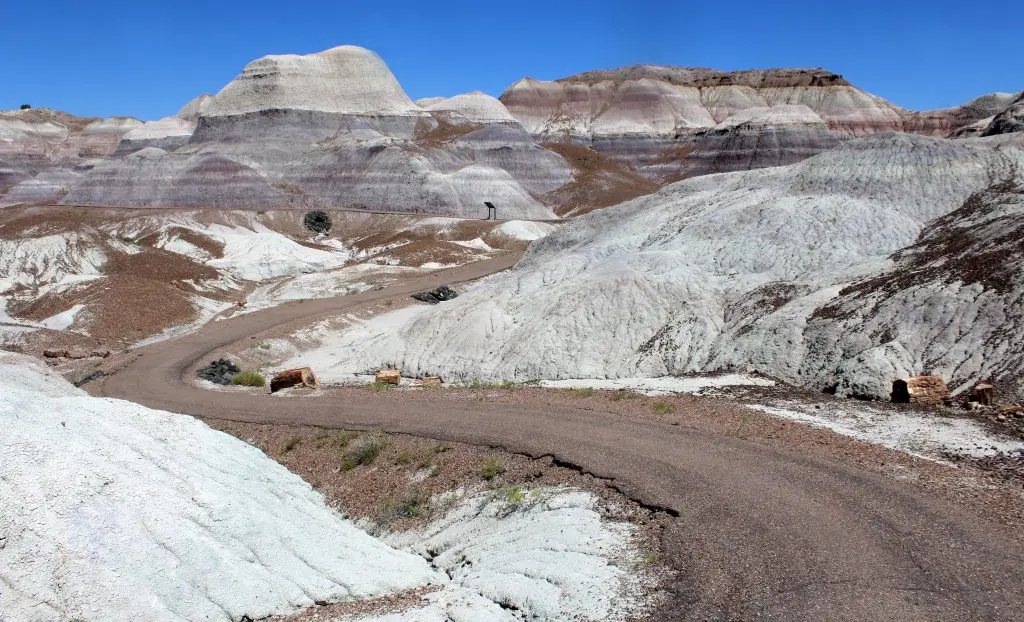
(0, 354), (437, 621)
(294, 133), (1024, 400)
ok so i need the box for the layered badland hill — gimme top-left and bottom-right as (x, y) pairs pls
(500, 65), (1020, 181)
(3, 46), (1020, 217)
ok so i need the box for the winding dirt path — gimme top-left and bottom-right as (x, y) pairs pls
(92, 252), (1024, 621)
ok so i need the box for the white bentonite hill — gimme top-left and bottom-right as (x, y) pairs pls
(0, 354), (437, 621)
(291, 132), (1024, 400)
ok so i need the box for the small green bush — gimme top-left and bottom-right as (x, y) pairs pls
(480, 457), (506, 480)
(504, 485), (526, 506)
(570, 387), (595, 398)
(341, 433), (388, 470)
(20, 104), (31, 110)
(365, 382), (394, 392)
(232, 370), (266, 387)
(652, 402), (675, 414)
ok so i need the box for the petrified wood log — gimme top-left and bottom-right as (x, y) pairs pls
(375, 369), (401, 385)
(270, 367), (320, 393)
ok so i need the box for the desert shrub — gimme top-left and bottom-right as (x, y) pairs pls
(503, 485), (526, 506)
(379, 486), (431, 524)
(365, 382), (394, 392)
(231, 370), (266, 387)
(341, 433), (388, 470)
(20, 104), (31, 110)
(570, 387), (596, 398)
(282, 436), (302, 453)
(652, 402), (676, 414)
(303, 210), (332, 234)
(480, 457), (506, 480)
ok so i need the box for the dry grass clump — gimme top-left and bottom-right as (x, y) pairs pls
(341, 433), (389, 471)
(232, 370), (266, 387)
(652, 402), (676, 414)
(609, 389), (644, 401)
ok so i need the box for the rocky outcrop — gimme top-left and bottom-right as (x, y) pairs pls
(982, 93), (1024, 136)
(903, 91), (1019, 137)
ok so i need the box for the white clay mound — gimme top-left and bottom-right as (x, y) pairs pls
(423, 91), (519, 124)
(0, 354), (439, 621)
(121, 116), (195, 141)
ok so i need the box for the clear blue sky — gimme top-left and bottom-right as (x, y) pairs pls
(2, 0), (1021, 120)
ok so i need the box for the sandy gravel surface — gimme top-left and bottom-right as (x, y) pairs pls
(90, 256), (1024, 621)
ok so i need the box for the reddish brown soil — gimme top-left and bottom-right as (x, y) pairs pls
(542, 142), (661, 216)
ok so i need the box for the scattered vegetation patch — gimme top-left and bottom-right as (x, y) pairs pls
(365, 382), (394, 392)
(303, 210), (332, 234)
(315, 430), (360, 449)
(379, 486), (432, 524)
(231, 370), (266, 387)
(610, 389), (644, 401)
(282, 436), (302, 453)
(462, 380), (519, 389)
(480, 457), (506, 480)
(570, 387), (596, 398)
(341, 433), (389, 471)
(652, 402), (676, 414)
